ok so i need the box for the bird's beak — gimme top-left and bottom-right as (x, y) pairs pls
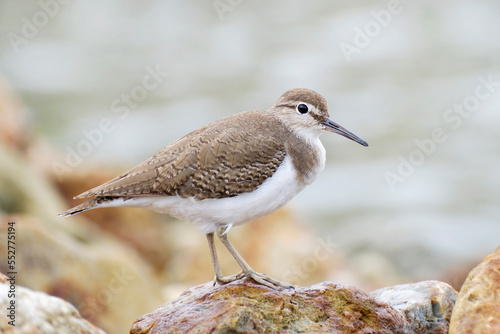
(321, 118), (368, 147)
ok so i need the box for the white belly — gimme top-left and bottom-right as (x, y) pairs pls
(103, 156), (317, 234)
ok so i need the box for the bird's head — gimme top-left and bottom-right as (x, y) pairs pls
(270, 88), (368, 147)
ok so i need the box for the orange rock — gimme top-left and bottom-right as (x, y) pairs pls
(131, 279), (409, 334)
(449, 247), (500, 334)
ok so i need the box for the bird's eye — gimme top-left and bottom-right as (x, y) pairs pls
(297, 103), (309, 114)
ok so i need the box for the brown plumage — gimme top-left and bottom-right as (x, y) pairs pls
(60, 88), (367, 219)
(74, 111), (289, 201)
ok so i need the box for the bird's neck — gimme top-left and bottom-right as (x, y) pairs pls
(285, 130), (326, 186)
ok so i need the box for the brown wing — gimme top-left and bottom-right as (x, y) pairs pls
(74, 111), (287, 200)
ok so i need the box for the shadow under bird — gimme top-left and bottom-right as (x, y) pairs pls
(60, 88), (368, 289)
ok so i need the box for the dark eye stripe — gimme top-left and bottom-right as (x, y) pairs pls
(310, 112), (326, 122)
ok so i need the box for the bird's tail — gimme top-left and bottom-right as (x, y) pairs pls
(58, 198), (106, 217)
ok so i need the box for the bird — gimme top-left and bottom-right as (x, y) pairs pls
(60, 88), (368, 289)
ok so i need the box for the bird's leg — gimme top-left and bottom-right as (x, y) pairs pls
(206, 232), (243, 285)
(216, 225), (294, 290)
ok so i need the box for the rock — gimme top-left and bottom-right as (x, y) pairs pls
(449, 247), (500, 333)
(0, 272), (7, 283)
(370, 280), (457, 334)
(0, 214), (164, 334)
(0, 280), (105, 334)
(131, 279), (409, 334)
(132, 279), (459, 334)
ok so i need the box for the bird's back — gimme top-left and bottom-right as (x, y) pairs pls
(73, 110), (290, 201)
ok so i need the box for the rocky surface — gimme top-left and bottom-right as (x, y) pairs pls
(370, 281), (457, 334)
(0, 214), (164, 334)
(0, 280), (105, 334)
(449, 247), (500, 334)
(131, 279), (457, 334)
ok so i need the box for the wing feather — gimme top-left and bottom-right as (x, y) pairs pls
(74, 110), (288, 200)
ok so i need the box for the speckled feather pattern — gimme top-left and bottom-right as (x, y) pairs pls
(75, 111), (291, 200)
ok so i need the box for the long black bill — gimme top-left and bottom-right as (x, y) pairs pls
(322, 118), (368, 147)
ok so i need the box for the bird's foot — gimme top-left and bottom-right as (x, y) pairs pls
(214, 270), (293, 290)
(214, 271), (245, 286)
(244, 270), (294, 290)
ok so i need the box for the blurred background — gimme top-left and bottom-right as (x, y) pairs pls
(0, 0), (499, 332)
